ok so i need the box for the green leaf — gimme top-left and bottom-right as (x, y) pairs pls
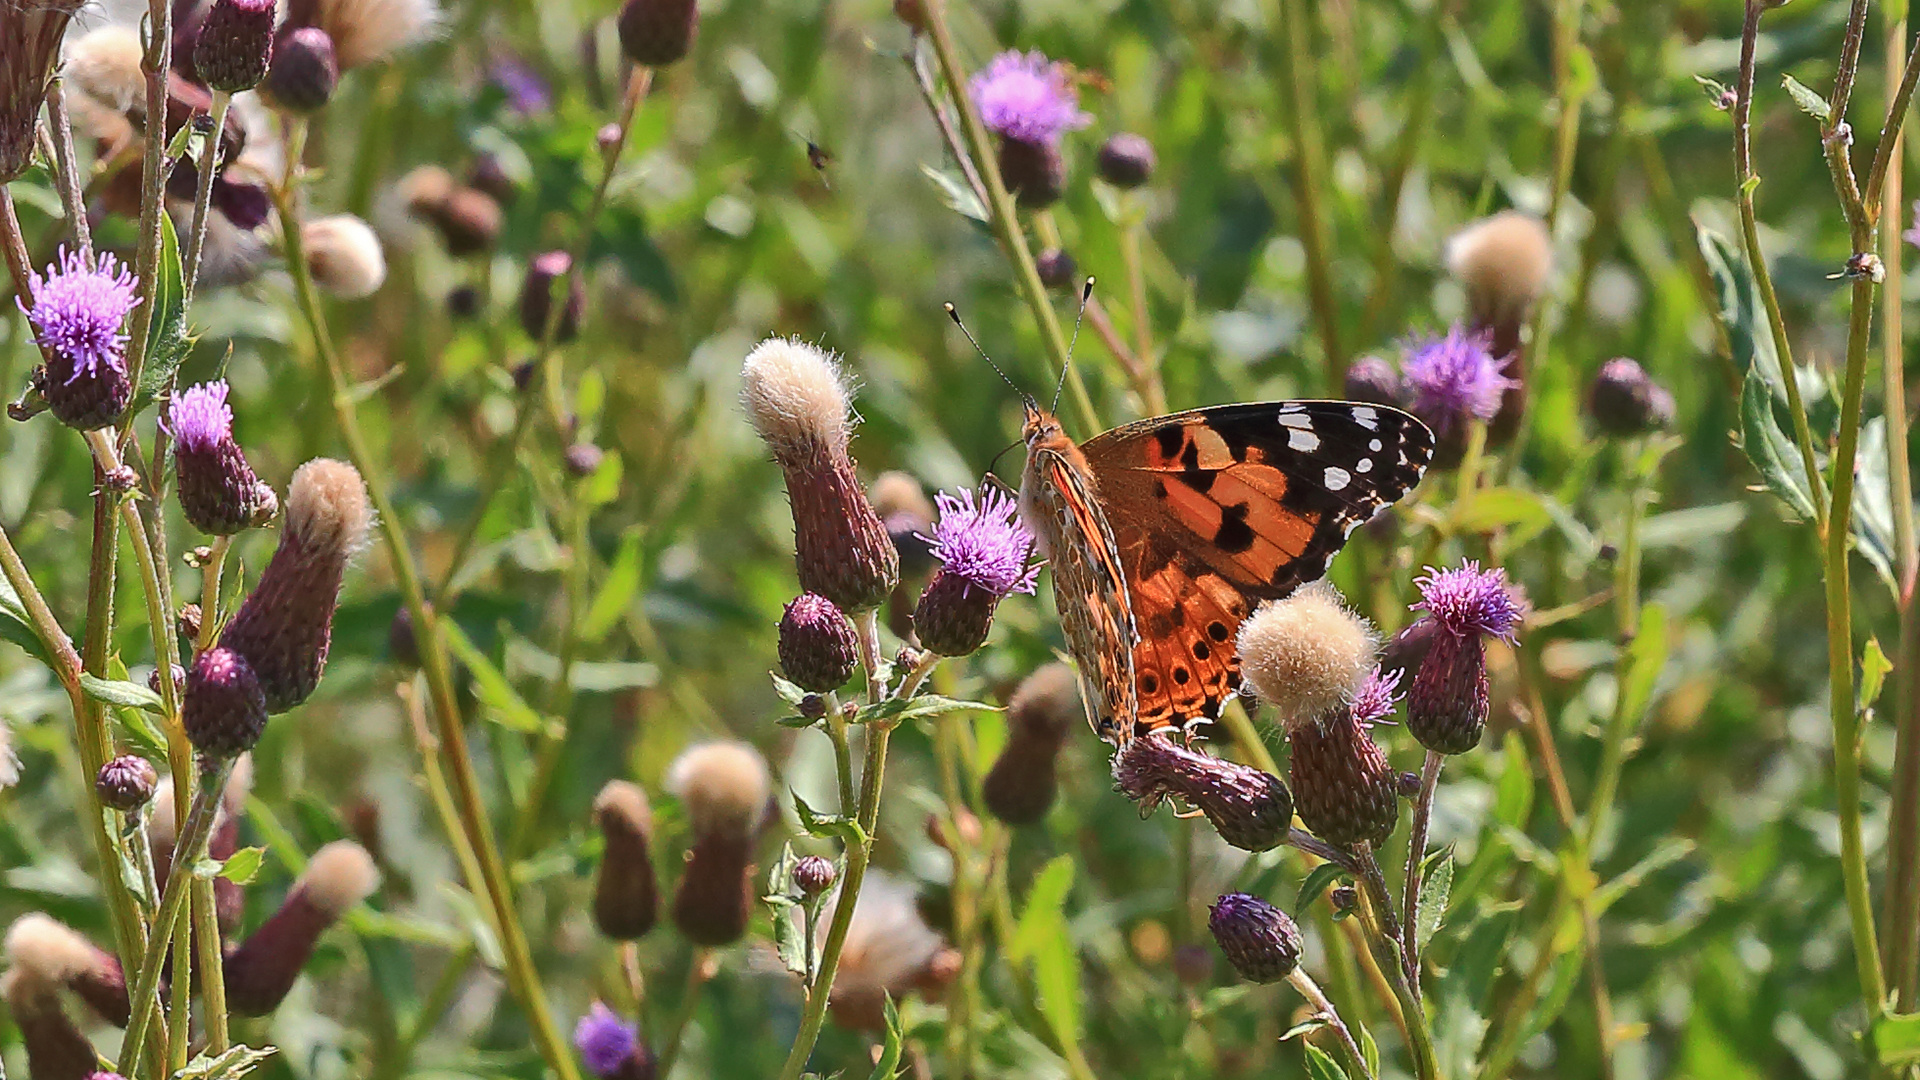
(919, 163), (988, 223)
(1852, 418), (1900, 596)
(0, 572), (55, 668)
(1493, 731), (1533, 829)
(853, 695), (997, 726)
(1617, 603), (1669, 728)
(80, 673), (165, 713)
(137, 211), (193, 415)
(867, 995), (905, 1079)
(1448, 486), (1552, 539)
(1740, 373), (1818, 522)
(440, 621), (547, 734)
(770, 672), (811, 707)
(1875, 1011), (1920, 1065)
(1007, 855), (1075, 963)
(1594, 837), (1695, 913)
(583, 449), (624, 507)
(1863, 637), (1894, 713)
(763, 844), (810, 979)
(173, 1043), (278, 1079)
(1781, 74), (1832, 122)
(1415, 848), (1454, 952)
(1302, 1042), (1350, 1080)
(581, 528), (644, 643)
(792, 790), (868, 847)
(1295, 862), (1347, 917)
(1280, 1016), (1332, 1041)
(1360, 1024), (1381, 1080)
(216, 846), (267, 885)
(1698, 226), (1781, 389)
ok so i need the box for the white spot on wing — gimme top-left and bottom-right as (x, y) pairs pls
(1323, 466), (1351, 491)
(1278, 410), (1313, 429)
(1356, 458), (1373, 473)
(1287, 428), (1320, 453)
(1369, 438), (1382, 452)
(1352, 406), (1379, 431)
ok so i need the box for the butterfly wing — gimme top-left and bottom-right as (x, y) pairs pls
(1082, 401), (1434, 735)
(1024, 447), (1139, 744)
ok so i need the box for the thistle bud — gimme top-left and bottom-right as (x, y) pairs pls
(1097, 132), (1155, 188)
(1236, 581), (1377, 729)
(616, 0), (697, 66)
(184, 647), (269, 757)
(263, 26), (339, 112)
(1585, 357), (1675, 436)
(668, 742), (770, 946)
(96, 755), (158, 813)
(592, 781), (659, 941)
(575, 1001), (657, 1080)
(1113, 735), (1292, 852)
(302, 214), (386, 299)
(1445, 211), (1551, 441)
(387, 603), (420, 668)
(892, 0), (927, 31)
(224, 841), (379, 1015)
(912, 488), (1037, 657)
(740, 338), (899, 612)
(3, 913), (131, 1029)
(1343, 355), (1407, 408)
(982, 662), (1080, 825)
(1035, 248), (1078, 291)
(169, 381), (279, 535)
(970, 51), (1088, 209)
(427, 187), (503, 257)
(996, 136), (1065, 209)
(177, 602), (204, 642)
(1208, 892), (1302, 983)
(1288, 668), (1402, 848)
(218, 459), (372, 713)
(0, 941), (97, 1080)
(778, 593), (858, 693)
(793, 855), (836, 897)
(22, 250), (140, 431)
(194, 0), (277, 93)
(1, 0), (83, 182)
(519, 250), (586, 343)
(1406, 561), (1524, 755)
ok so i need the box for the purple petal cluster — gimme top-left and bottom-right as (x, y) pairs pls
(1412, 561), (1525, 642)
(21, 248), (141, 382)
(1402, 326), (1514, 431)
(1350, 665), (1402, 726)
(969, 50), (1090, 145)
(920, 487), (1038, 599)
(168, 380), (235, 455)
(573, 1002), (639, 1078)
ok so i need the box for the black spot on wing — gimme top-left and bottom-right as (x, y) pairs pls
(1156, 426), (1184, 460)
(1214, 502), (1255, 554)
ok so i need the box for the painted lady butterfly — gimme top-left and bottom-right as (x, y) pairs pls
(1018, 398), (1434, 745)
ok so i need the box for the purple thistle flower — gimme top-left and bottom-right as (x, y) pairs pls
(1351, 666), (1402, 726)
(489, 53), (552, 114)
(1402, 326), (1515, 433)
(574, 1002), (639, 1078)
(969, 50), (1090, 145)
(21, 248), (140, 384)
(1411, 560), (1524, 642)
(169, 380), (234, 455)
(168, 380), (278, 535)
(919, 487), (1038, 599)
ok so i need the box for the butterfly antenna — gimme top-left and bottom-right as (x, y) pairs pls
(946, 302), (1033, 405)
(1051, 276), (1095, 413)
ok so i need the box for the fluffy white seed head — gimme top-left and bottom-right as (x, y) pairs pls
(2, 914), (103, 996)
(667, 741), (771, 840)
(870, 471), (934, 524)
(312, 0), (441, 69)
(1445, 211), (1553, 326)
(741, 337), (853, 461)
(64, 25), (144, 115)
(287, 458), (373, 555)
(303, 214), (387, 299)
(298, 840), (381, 916)
(594, 779), (653, 835)
(1236, 581), (1378, 730)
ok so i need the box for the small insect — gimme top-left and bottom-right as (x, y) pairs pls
(949, 298), (1434, 746)
(791, 130), (834, 189)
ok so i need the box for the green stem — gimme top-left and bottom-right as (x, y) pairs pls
(1351, 848), (1441, 1080)
(118, 0), (175, 442)
(1400, 751), (1444, 995)
(42, 79), (95, 260)
(1288, 970), (1374, 1080)
(182, 90), (233, 301)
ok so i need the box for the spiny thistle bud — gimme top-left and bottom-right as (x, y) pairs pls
(183, 646), (269, 757)
(564, 442), (605, 479)
(1406, 561), (1524, 755)
(22, 249), (140, 431)
(194, 0), (277, 93)
(447, 284), (482, 319)
(793, 854), (836, 897)
(218, 459), (372, 713)
(1113, 735), (1292, 852)
(575, 1001), (657, 1080)
(519, 250), (585, 343)
(616, 0), (697, 67)
(996, 137), (1065, 208)
(592, 781), (659, 941)
(668, 742), (770, 946)
(3, 913), (130, 1029)
(2, 0), (85, 181)
(971, 51), (1088, 209)
(1097, 132), (1156, 188)
(169, 380), (279, 535)
(1208, 892), (1302, 983)
(224, 840), (379, 1015)
(302, 214), (386, 299)
(1288, 668), (1402, 848)
(1035, 248), (1078, 291)
(1586, 357), (1675, 436)
(427, 187), (503, 257)
(263, 25), (339, 112)
(740, 338), (899, 612)
(824, 871), (957, 1031)
(1236, 581), (1377, 729)
(96, 754), (158, 813)
(1344, 355), (1408, 408)
(982, 662), (1081, 825)
(913, 488), (1038, 657)
(778, 592), (858, 693)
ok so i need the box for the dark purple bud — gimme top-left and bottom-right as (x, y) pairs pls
(194, 0), (277, 93)
(616, 0), (698, 67)
(183, 647), (268, 757)
(387, 604), (420, 669)
(169, 380), (278, 535)
(982, 664), (1080, 825)
(428, 188), (504, 257)
(1208, 892), (1303, 983)
(224, 841), (379, 1014)
(1096, 132), (1155, 188)
(593, 781), (659, 940)
(778, 592), (858, 693)
(212, 178), (273, 230)
(96, 755), (158, 812)
(519, 251), (586, 343)
(996, 135), (1065, 209)
(1113, 735), (1293, 852)
(1035, 248), (1078, 291)
(264, 26), (339, 113)
(793, 855), (836, 898)
(446, 284), (482, 320)
(1289, 709), (1401, 848)
(467, 152), (519, 206)
(564, 443), (605, 479)
(1586, 357), (1675, 436)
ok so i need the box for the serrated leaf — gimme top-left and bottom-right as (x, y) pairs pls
(770, 672), (810, 707)
(1740, 373), (1818, 521)
(1303, 1042), (1350, 1080)
(581, 529), (644, 643)
(1852, 418), (1900, 596)
(173, 1043), (277, 1079)
(80, 673), (164, 713)
(217, 846), (266, 885)
(1781, 74), (1832, 121)
(867, 995), (905, 1079)
(0, 572), (55, 668)
(775, 712), (821, 729)
(1295, 862), (1347, 917)
(1280, 1016), (1332, 1041)
(792, 791), (868, 847)
(1415, 848), (1454, 952)
(919, 163), (988, 223)
(853, 695), (997, 726)
(137, 212), (192, 415)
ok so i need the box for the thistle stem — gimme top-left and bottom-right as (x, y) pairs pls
(183, 90), (234, 301)
(43, 79), (94, 261)
(1400, 751), (1444, 995)
(1288, 969), (1374, 1080)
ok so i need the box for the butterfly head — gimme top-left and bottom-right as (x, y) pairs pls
(1021, 398), (1070, 452)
